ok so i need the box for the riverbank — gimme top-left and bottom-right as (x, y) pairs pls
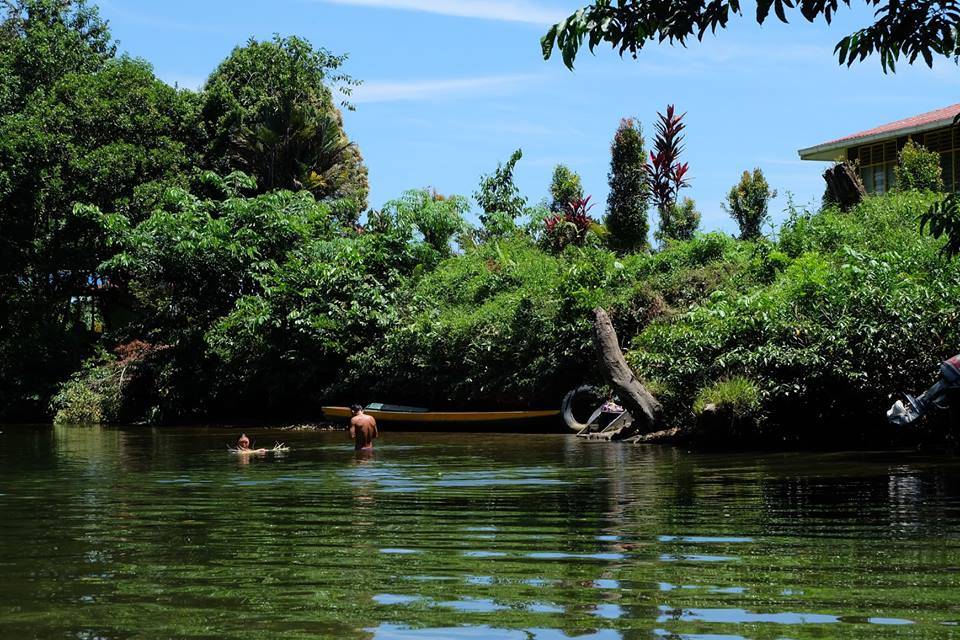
(39, 191), (960, 448)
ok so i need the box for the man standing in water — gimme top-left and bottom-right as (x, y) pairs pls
(349, 404), (378, 450)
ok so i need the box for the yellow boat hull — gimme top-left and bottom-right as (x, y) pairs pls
(322, 406), (560, 427)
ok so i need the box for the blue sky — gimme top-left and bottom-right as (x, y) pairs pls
(98, 0), (960, 236)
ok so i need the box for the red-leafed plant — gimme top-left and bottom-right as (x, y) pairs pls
(544, 195), (595, 252)
(646, 105), (690, 214)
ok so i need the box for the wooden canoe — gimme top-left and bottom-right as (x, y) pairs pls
(322, 404), (560, 427)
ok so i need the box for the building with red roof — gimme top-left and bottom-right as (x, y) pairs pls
(799, 103), (960, 194)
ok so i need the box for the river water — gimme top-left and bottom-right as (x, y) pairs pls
(2, 425), (960, 639)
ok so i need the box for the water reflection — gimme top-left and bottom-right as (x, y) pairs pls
(1, 427), (960, 639)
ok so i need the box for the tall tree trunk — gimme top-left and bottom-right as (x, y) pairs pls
(593, 307), (661, 433)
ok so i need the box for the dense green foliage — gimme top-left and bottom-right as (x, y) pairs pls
(605, 118), (649, 253)
(543, 196), (601, 253)
(0, 1), (197, 419)
(541, 0), (960, 73)
(724, 169), (776, 239)
(64, 180), (457, 421)
(350, 229), (763, 412)
(548, 164), (584, 213)
(895, 140), (943, 193)
(633, 191), (958, 443)
(473, 149), (527, 240)
(202, 35), (368, 219)
(0, 0), (114, 114)
(44, 169), (960, 445)
(656, 196), (700, 244)
(0, 0), (368, 421)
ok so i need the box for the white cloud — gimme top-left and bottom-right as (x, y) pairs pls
(317, 0), (566, 25)
(349, 74), (537, 103)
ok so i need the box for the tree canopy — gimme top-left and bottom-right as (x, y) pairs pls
(542, 0), (960, 72)
(202, 35), (368, 218)
(0, 0), (371, 420)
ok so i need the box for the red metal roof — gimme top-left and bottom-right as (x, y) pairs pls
(825, 103), (960, 146)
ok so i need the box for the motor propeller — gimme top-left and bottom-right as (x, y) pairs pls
(887, 355), (960, 426)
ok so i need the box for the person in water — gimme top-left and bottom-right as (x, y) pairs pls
(236, 433), (252, 450)
(349, 404), (378, 450)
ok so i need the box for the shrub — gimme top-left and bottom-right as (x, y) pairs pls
(724, 168), (777, 239)
(50, 340), (167, 425)
(51, 364), (113, 425)
(549, 164), (584, 213)
(381, 188), (469, 255)
(544, 196), (595, 253)
(693, 377), (763, 439)
(895, 139), (943, 192)
(474, 149), (527, 239)
(605, 118), (650, 252)
(655, 196), (700, 244)
(693, 378), (761, 416)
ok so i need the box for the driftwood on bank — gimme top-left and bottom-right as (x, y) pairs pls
(823, 162), (866, 211)
(592, 307), (661, 437)
(623, 426), (691, 445)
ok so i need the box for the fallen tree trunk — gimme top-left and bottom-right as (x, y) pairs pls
(593, 307), (661, 435)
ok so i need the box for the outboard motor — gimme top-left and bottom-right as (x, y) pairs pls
(887, 354), (960, 426)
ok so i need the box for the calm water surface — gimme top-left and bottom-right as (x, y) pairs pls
(2, 425), (960, 639)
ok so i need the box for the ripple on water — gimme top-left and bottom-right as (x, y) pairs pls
(527, 552), (625, 561)
(4, 429), (960, 640)
(374, 592), (568, 617)
(659, 554), (738, 563)
(435, 478), (567, 487)
(369, 625), (624, 639)
(525, 602), (565, 614)
(374, 594), (421, 605)
(437, 597), (508, 613)
(658, 535), (754, 543)
(866, 617), (915, 625)
(657, 605), (840, 625)
(592, 579), (620, 589)
(653, 630), (747, 640)
(592, 603), (624, 619)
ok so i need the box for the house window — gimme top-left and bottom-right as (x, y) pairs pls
(874, 164), (887, 193)
(855, 141), (897, 194)
(924, 128), (960, 193)
(859, 160), (895, 194)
